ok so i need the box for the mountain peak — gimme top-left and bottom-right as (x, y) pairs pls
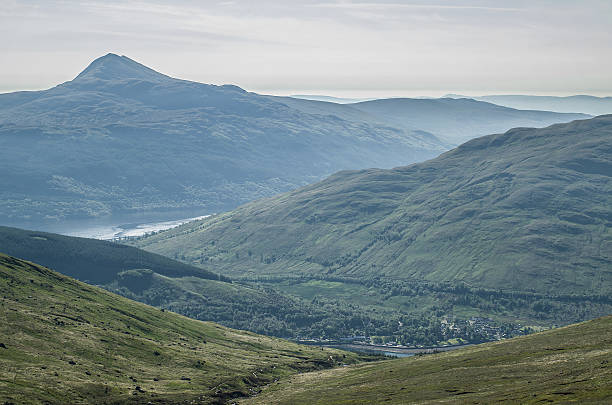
(72, 53), (170, 83)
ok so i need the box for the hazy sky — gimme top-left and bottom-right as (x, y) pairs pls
(1, 0), (611, 97)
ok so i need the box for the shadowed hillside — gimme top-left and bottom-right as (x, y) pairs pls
(0, 226), (228, 284)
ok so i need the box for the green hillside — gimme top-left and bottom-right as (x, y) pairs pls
(0, 225), (228, 284)
(0, 253), (363, 404)
(242, 316), (612, 404)
(134, 115), (612, 296)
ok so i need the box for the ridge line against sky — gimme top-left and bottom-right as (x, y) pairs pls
(1, 0), (611, 97)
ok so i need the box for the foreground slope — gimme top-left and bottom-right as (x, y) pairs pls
(243, 316), (612, 404)
(135, 115), (612, 296)
(0, 254), (360, 404)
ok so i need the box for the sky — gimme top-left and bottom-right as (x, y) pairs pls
(1, 0), (611, 97)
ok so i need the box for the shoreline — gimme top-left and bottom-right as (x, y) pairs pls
(298, 341), (475, 357)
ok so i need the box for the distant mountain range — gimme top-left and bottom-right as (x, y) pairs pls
(134, 115), (612, 297)
(446, 94), (612, 116)
(0, 53), (587, 230)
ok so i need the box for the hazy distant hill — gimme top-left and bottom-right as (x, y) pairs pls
(0, 253), (359, 404)
(446, 94), (612, 115)
(134, 115), (612, 296)
(0, 54), (588, 230)
(0, 53), (445, 229)
(287, 95), (589, 145)
(349, 97), (588, 144)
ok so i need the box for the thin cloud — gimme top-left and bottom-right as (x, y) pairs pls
(308, 2), (521, 12)
(1, 0), (610, 96)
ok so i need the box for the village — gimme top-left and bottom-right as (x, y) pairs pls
(297, 316), (531, 355)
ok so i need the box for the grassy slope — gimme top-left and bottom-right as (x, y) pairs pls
(0, 253), (362, 405)
(134, 115), (612, 296)
(243, 316), (612, 405)
(0, 226), (228, 284)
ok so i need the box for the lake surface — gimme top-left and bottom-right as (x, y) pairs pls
(381, 351), (413, 358)
(324, 343), (472, 358)
(63, 215), (210, 240)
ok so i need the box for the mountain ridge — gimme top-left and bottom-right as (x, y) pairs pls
(0, 54), (446, 229)
(350, 97), (590, 144)
(0, 225), (229, 284)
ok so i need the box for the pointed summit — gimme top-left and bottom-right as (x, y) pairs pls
(72, 53), (170, 83)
